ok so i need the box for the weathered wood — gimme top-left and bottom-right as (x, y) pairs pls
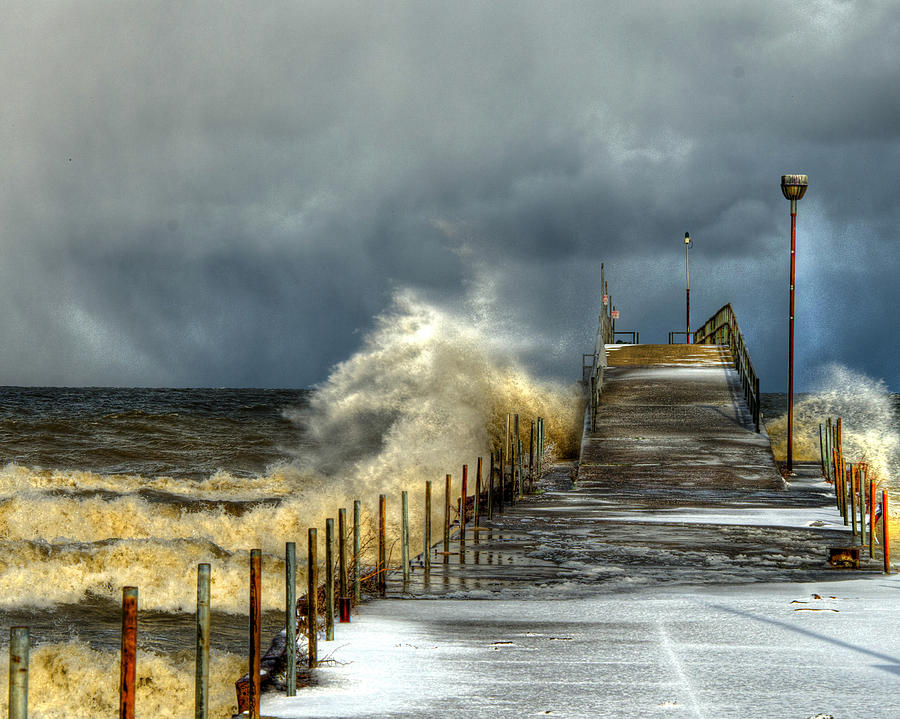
(883, 491), (891, 574)
(353, 501), (361, 604)
(460, 464), (468, 556)
(378, 495), (387, 596)
(443, 474), (451, 563)
(402, 490), (410, 584)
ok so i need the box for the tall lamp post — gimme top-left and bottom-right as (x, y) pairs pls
(781, 174), (808, 472)
(684, 231), (692, 343)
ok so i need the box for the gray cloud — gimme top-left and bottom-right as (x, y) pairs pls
(0, 1), (897, 389)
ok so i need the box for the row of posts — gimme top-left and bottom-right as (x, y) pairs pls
(820, 417), (891, 573)
(6, 416), (547, 719)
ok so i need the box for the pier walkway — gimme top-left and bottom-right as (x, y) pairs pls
(258, 342), (900, 719)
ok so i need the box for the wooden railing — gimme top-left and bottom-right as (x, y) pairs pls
(693, 303), (761, 432)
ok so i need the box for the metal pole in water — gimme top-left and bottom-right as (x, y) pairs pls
(120, 586), (138, 719)
(196, 563), (211, 716)
(325, 518), (334, 640)
(401, 490), (410, 585)
(424, 480), (432, 576)
(9, 626), (28, 719)
(284, 544), (297, 696)
(307, 529), (318, 668)
(249, 550), (261, 719)
(352, 501), (361, 604)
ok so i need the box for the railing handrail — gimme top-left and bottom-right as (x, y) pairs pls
(692, 303), (761, 432)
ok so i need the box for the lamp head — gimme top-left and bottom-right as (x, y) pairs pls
(781, 174), (808, 202)
(684, 231), (691, 245)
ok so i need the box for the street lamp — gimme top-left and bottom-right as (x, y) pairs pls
(684, 231), (692, 343)
(781, 173), (808, 473)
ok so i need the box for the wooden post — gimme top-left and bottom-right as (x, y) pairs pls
(401, 490), (410, 585)
(378, 494), (387, 596)
(460, 464), (468, 554)
(284, 544), (296, 696)
(518, 439), (524, 499)
(196, 563), (211, 715)
(307, 529), (318, 668)
(120, 586), (138, 719)
(883, 491), (891, 574)
(825, 418), (833, 481)
(352, 501), (361, 604)
(9, 627), (28, 719)
(505, 413), (511, 478)
(338, 508), (350, 622)
(424, 480), (432, 575)
(249, 550), (261, 719)
(443, 474), (451, 563)
(850, 466), (857, 540)
(818, 423), (825, 478)
(325, 518), (334, 640)
(474, 457), (482, 537)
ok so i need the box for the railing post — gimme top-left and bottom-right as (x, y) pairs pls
(307, 529), (318, 668)
(284, 544), (296, 696)
(424, 480), (432, 576)
(120, 586), (138, 719)
(325, 518), (334, 640)
(249, 550), (261, 719)
(196, 563), (211, 716)
(9, 627), (28, 719)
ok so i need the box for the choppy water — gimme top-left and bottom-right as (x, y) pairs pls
(0, 289), (583, 717)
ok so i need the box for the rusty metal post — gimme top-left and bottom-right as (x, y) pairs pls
(338, 508), (350, 622)
(424, 480), (432, 575)
(284, 544), (296, 696)
(529, 421), (535, 493)
(513, 414), (520, 500)
(249, 550), (261, 719)
(883, 491), (891, 574)
(401, 490), (410, 585)
(868, 469), (875, 559)
(378, 494), (387, 596)
(196, 563), (211, 716)
(9, 627), (28, 719)
(474, 457), (482, 539)
(488, 452), (494, 520)
(858, 466), (866, 549)
(352, 500), (361, 604)
(120, 586), (138, 719)
(443, 475), (451, 563)
(325, 518), (334, 640)
(460, 464), (468, 556)
(307, 529), (318, 668)
(498, 448), (505, 513)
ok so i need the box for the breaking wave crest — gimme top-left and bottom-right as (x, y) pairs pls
(766, 364), (899, 488)
(2, 288), (583, 613)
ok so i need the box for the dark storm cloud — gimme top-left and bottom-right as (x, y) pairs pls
(0, 1), (897, 388)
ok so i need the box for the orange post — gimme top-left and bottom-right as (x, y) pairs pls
(868, 470), (875, 559)
(249, 549), (261, 719)
(883, 491), (891, 574)
(119, 587), (138, 719)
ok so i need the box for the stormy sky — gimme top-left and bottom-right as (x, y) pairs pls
(1, 1), (897, 391)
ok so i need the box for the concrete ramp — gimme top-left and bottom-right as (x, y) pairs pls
(579, 344), (786, 503)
